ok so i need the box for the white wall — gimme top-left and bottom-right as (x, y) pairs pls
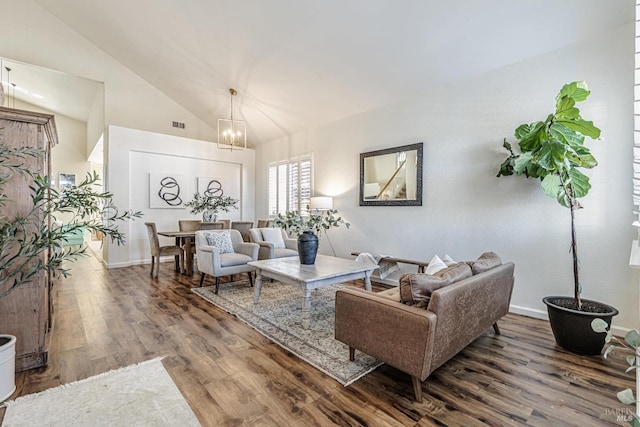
(256, 24), (637, 332)
(107, 126), (255, 268)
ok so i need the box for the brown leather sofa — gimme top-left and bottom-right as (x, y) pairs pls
(335, 261), (515, 401)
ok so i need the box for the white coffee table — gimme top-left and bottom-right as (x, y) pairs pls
(249, 255), (377, 329)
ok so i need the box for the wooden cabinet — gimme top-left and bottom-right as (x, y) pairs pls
(0, 107), (58, 371)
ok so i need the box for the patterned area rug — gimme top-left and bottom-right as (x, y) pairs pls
(1, 358), (200, 427)
(192, 281), (382, 386)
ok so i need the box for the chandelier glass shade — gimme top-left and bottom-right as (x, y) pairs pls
(217, 88), (246, 150)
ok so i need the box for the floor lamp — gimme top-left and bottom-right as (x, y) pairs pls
(309, 196), (336, 256)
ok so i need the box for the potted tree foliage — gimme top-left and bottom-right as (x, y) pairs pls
(0, 143), (141, 401)
(497, 81), (618, 355)
(274, 206), (349, 264)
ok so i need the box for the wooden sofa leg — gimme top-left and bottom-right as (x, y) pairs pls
(493, 322), (501, 335)
(199, 273), (206, 287)
(349, 347), (355, 361)
(248, 272), (254, 287)
(412, 376), (423, 403)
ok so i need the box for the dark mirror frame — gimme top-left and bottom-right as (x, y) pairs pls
(359, 142), (423, 206)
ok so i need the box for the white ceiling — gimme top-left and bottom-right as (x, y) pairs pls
(28, 0), (635, 146)
(1, 58), (102, 122)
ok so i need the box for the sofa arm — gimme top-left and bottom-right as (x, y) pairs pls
(426, 262), (515, 371)
(335, 288), (437, 380)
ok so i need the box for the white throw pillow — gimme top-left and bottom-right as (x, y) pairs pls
(261, 228), (285, 249)
(425, 254), (447, 275)
(442, 254), (456, 266)
(205, 230), (234, 254)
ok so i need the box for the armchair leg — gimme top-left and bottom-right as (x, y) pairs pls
(493, 322), (501, 335)
(215, 276), (220, 294)
(411, 376), (423, 403)
(199, 273), (206, 287)
(248, 272), (254, 287)
(349, 347), (355, 361)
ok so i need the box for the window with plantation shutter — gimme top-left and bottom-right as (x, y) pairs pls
(267, 154), (313, 216)
(632, 1), (640, 267)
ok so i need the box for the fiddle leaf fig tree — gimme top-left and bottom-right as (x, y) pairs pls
(497, 81), (601, 310)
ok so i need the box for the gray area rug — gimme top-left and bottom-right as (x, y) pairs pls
(192, 280), (382, 386)
(1, 357), (200, 427)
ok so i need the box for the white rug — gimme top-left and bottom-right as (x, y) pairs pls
(192, 280), (382, 386)
(1, 357), (200, 427)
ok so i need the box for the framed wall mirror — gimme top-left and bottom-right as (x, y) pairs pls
(359, 142), (423, 206)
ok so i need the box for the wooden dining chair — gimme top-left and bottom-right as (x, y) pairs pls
(256, 219), (273, 228)
(144, 222), (184, 278)
(200, 222), (225, 230)
(218, 219), (231, 229)
(231, 221), (254, 242)
(178, 220), (201, 268)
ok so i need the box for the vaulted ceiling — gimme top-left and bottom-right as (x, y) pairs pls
(32, 0), (633, 146)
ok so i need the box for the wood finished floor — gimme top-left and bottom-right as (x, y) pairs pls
(0, 251), (634, 426)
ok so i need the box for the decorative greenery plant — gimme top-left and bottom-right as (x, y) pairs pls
(0, 143), (142, 298)
(497, 81), (601, 310)
(274, 207), (350, 236)
(184, 193), (238, 215)
(592, 318), (640, 426)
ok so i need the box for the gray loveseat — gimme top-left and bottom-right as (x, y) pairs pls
(335, 258), (515, 401)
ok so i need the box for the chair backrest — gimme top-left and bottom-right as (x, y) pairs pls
(196, 229), (244, 253)
(257, 219), (273, 228)
(218, 219), (231, 229)
(144, 222), (160, 256)
(200, 222), (225, 230)
(249, 227), (288, 243)
(231, 221), (254, 242)
(179, 219), (201, 232)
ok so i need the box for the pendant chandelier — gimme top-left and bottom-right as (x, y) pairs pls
(217, 88), (246, 150)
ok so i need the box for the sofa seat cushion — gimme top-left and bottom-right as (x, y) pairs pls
(467, 252), (502, 274)
(399, 262), (472, 308)
(377, 287), (400, 302)
(220, 252), (252, 267)
(274, 248), (298, 258)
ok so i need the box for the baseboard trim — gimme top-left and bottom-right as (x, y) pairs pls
(509, 304), (631, 337)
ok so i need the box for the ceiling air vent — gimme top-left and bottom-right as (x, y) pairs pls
(172, 121), (185, 129)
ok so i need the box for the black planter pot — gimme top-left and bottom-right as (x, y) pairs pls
(297, 231), (319, 265)
(543, 296), (619, 356)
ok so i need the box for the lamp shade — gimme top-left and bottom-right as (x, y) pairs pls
(310, 196), (333, 210)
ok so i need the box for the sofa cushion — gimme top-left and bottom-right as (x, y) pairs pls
(377, 287), (400, 302)
(262, 228), (286, 249)
(468, 252), (502, 274)
(399, 262), (473, 308)
(206, 230), (234, 254)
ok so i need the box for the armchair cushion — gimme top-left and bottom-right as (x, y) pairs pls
(205, 230), (234, 254)
(220, 252), (253, 267)
(399, 262), (472, 308)
(467, 252), (502, 274)
(261, 228), (285, 249)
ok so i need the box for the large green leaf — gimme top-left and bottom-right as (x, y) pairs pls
(568, 167), (591, 199)
(625, 330), (640, 347)
(550, 122), (584, 148)
(533, 139), (567, 171)
(557, 118), (601, 139)
(541, 175), (562, 200)
(513, 152), (533, 175)
(556, 81), (591, 104)
(517, 121), (546, 152)
(556, 97), (579, 119)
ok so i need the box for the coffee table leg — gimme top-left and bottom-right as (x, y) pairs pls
(253, 270), (263, 304)
(302, 287), (311, 329)
(364, 270), (372, 291)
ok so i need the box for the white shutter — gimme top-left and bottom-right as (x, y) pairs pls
(267, 154), (314, 216)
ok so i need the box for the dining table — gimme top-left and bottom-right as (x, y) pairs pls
(157, 230), (196, 276)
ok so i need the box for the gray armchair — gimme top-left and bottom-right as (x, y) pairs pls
(195, 229), (259, 294)
(248, 227), (298, 260)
